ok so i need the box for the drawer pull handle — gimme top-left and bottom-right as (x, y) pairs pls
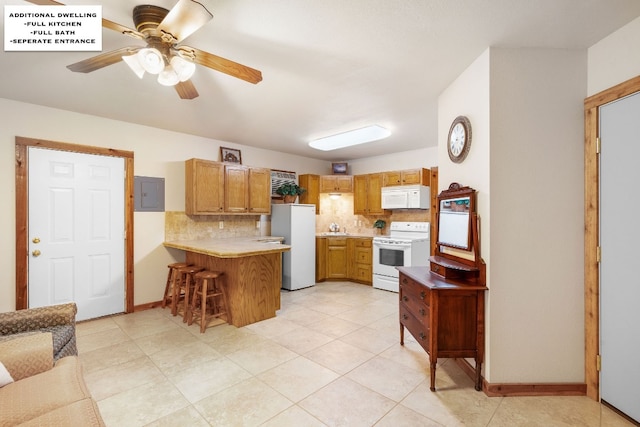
(402, 314), (408, 320)
(419, 332), (426, 340)
(419, 308), (425, 316)
(402, 278), (408, 284)
(402, 296), (408, 302)
(420, 291), (426, 299)
(434, 265), (440, 272)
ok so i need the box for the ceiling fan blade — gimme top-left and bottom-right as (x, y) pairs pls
(157, 0), (213, 43)
(22, 0), (64, 4)
(102, 18), (145, 40)
(67, 47), (141, 73)
(178, 46), (262, 84)
(175, 80), (199, 99)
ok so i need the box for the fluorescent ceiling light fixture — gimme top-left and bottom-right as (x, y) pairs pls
(309, 125), (391, 151)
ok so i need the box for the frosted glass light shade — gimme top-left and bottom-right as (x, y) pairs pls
(137, 48), (164, 74)
(122, 54), (145, 79)
(170, 56), (196, 82)
(157, 65), (180, 86)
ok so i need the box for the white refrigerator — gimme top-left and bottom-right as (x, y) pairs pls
(270, 203), (316, 290)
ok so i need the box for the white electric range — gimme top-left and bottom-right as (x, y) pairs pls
(372, 221), (430, 292)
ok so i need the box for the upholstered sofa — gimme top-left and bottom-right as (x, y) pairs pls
(0, 303), (105, 426)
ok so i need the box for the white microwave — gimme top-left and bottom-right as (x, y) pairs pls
(381, 185), (430, 209)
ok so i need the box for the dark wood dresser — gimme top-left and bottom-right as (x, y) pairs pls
(398, 265), (487, 391)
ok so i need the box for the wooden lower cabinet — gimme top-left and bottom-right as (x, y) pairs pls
(326, 238), (348, 279)
(317, 236), (372, 284)
(347, 238), (372, 285)
(398, 266), (487, 392)
(316, 237), (327, 282)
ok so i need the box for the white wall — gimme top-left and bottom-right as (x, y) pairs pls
(348, 146), (438, 175)
(438, 47), (586, 383)
(438, 48), (493, 374)
(489, 48), (586, 383)
(0, 98), (327, 312)
(588, 16), (640, 96)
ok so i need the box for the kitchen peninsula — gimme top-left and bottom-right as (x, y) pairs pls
(163, 237), (290, 327)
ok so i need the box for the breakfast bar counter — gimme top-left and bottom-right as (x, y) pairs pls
(163, 237), (291, 327)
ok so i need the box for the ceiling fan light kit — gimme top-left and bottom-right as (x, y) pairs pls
(28, 0), (263, 99)
(137, 48), (164, 74)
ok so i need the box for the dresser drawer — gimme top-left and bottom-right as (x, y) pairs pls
(400, 275), (430, 306)
(400, 305), (430, 352)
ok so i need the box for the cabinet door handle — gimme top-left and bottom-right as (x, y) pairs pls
(402, 314), (408, 320)
(419, 332), (426, 340)
(420, 291), (426, 299)
(402, 278), (408, 284)
(402, 296), (408, 302)
(419, 308), (425, 316)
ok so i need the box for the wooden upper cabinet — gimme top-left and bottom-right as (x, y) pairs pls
(383, 168), (430, 186)
(248, 167), (271, 214)
(224, 164), (249, 213)
(185, 158), (224, 214)
(299, 174), (320, 213)
(320, 175), (353, 193)
(367, 173), (384, 215)
(353, 173), (384, 215)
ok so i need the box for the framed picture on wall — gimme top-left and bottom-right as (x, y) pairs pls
(332, 162), (348, 174)
(220, 147), (242, 164)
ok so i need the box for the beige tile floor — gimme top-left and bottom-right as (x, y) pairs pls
(77, 281), (635, 427)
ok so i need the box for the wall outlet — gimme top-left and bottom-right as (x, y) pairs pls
(219, 221), (224, 229)
(256, 220), (260, 229)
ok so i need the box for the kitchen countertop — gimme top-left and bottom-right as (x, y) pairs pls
(315, 233), (374, 238)
(163, 236), (291, 258)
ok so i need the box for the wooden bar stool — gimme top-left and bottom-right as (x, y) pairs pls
(171, 265), (204, 318)
(187, 270), (231, 333)
(161, 262), (191, 310)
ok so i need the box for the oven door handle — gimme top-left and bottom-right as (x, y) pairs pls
(373, 242), (411, 250)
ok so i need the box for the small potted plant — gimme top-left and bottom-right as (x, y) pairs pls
(276, 183), (306, 203)
(373, 219), (386, 235)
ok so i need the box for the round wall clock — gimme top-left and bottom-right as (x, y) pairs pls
(447, 116), (472, 163)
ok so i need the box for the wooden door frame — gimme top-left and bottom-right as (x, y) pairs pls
(584, 75), (640, 400)
(15, 136), (134, 314)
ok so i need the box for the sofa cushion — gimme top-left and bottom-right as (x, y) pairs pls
(0, 362), (13, 387)
(17, 398), (106, 427)
(0, 332), (53, 381)
(40, 324), (77, 360)
(0, 356), (91, 426)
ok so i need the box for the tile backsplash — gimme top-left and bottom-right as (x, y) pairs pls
(165, 196), (430, 241)
(316, 194), (429, 236)
(165, 211), (262, 241)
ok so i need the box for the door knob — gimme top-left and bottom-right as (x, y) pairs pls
(32, 249), (41, 257)
(32, 237), (40, 244)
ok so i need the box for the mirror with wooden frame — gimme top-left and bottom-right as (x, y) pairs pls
(430, 182), (485, 285)
(437, 183), (475, 251)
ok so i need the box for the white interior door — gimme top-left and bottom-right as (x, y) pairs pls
(599, 91), (640, 423)
(28, 147), (125, 321)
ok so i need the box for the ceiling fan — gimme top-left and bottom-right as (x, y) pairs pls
(25, 0), (263, 99)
